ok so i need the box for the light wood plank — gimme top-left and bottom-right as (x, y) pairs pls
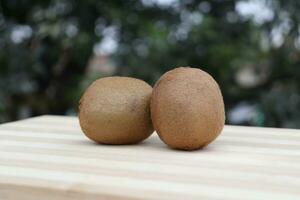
(0, 115), (300, 200)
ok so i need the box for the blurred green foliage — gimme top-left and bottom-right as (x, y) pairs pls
(0, 0), (300, 128)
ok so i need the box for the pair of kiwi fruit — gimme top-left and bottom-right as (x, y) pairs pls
(79, 67), (225, 150)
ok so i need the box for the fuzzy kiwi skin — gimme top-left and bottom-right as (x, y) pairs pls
(151, 67), (225, 150)
(79, 77), (153, 144)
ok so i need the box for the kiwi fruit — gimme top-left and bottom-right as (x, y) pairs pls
(79, 77), (153, 144)
(151, 67), (225, 150)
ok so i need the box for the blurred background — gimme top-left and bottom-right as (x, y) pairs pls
(0, 0), (300, 128)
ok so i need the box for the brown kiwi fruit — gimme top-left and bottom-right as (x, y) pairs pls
(79, 77), (153, 144)
(151, 67), (225, 150)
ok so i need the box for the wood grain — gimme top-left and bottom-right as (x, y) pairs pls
(0, 115), (299, 200)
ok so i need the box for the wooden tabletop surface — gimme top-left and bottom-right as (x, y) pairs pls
(0, 115), (299, 200)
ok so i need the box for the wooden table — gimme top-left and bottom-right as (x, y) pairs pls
(0, 115), (299, 200)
